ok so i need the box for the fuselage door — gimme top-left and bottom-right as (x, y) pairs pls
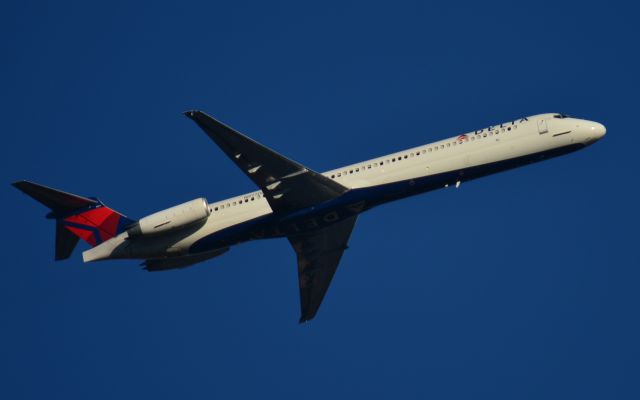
(537, 119), (549, 134)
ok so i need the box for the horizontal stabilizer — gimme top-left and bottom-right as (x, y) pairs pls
(13, 180), (98, 216)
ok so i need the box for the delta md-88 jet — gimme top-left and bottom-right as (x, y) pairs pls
(14, 111), (606, 322)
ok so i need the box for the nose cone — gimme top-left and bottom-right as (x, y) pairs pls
(590, 122), (606, 139)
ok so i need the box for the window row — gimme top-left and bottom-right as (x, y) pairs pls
(212, 192), (263, 212)
(328, 125), (517, 179)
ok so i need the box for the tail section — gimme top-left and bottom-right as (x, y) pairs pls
(13, 180), (135, 260)
(55, 220), (80, 260)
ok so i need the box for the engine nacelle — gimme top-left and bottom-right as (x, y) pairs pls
(127, 198), (210, 237)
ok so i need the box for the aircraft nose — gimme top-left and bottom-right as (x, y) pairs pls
(590, 122), (606, 139)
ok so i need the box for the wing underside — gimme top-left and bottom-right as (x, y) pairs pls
(288, 216), (358, 322)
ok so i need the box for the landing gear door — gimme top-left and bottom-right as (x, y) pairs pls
(537, 119), (549, 134)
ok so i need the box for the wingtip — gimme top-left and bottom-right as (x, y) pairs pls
(298, 313), (316, 324)
(183, 110), (201, 119)
(11, 180), (32, 192)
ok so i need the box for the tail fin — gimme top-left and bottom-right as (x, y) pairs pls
(12, 180), (135, 260)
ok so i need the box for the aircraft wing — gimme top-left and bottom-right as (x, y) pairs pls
(288, 215), (358, 322)
(184, 110), (348, 214)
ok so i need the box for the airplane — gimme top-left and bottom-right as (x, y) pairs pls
(13, 111), (606, 322)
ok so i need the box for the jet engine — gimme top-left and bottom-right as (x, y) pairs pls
(127, 198), (210, 237)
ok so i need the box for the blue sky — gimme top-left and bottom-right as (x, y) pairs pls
(1, 1), (639, 399)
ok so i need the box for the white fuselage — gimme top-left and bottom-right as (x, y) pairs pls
(83, 113), (605, 262)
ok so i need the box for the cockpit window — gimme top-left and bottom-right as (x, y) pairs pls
(553, 114), (570, 119)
